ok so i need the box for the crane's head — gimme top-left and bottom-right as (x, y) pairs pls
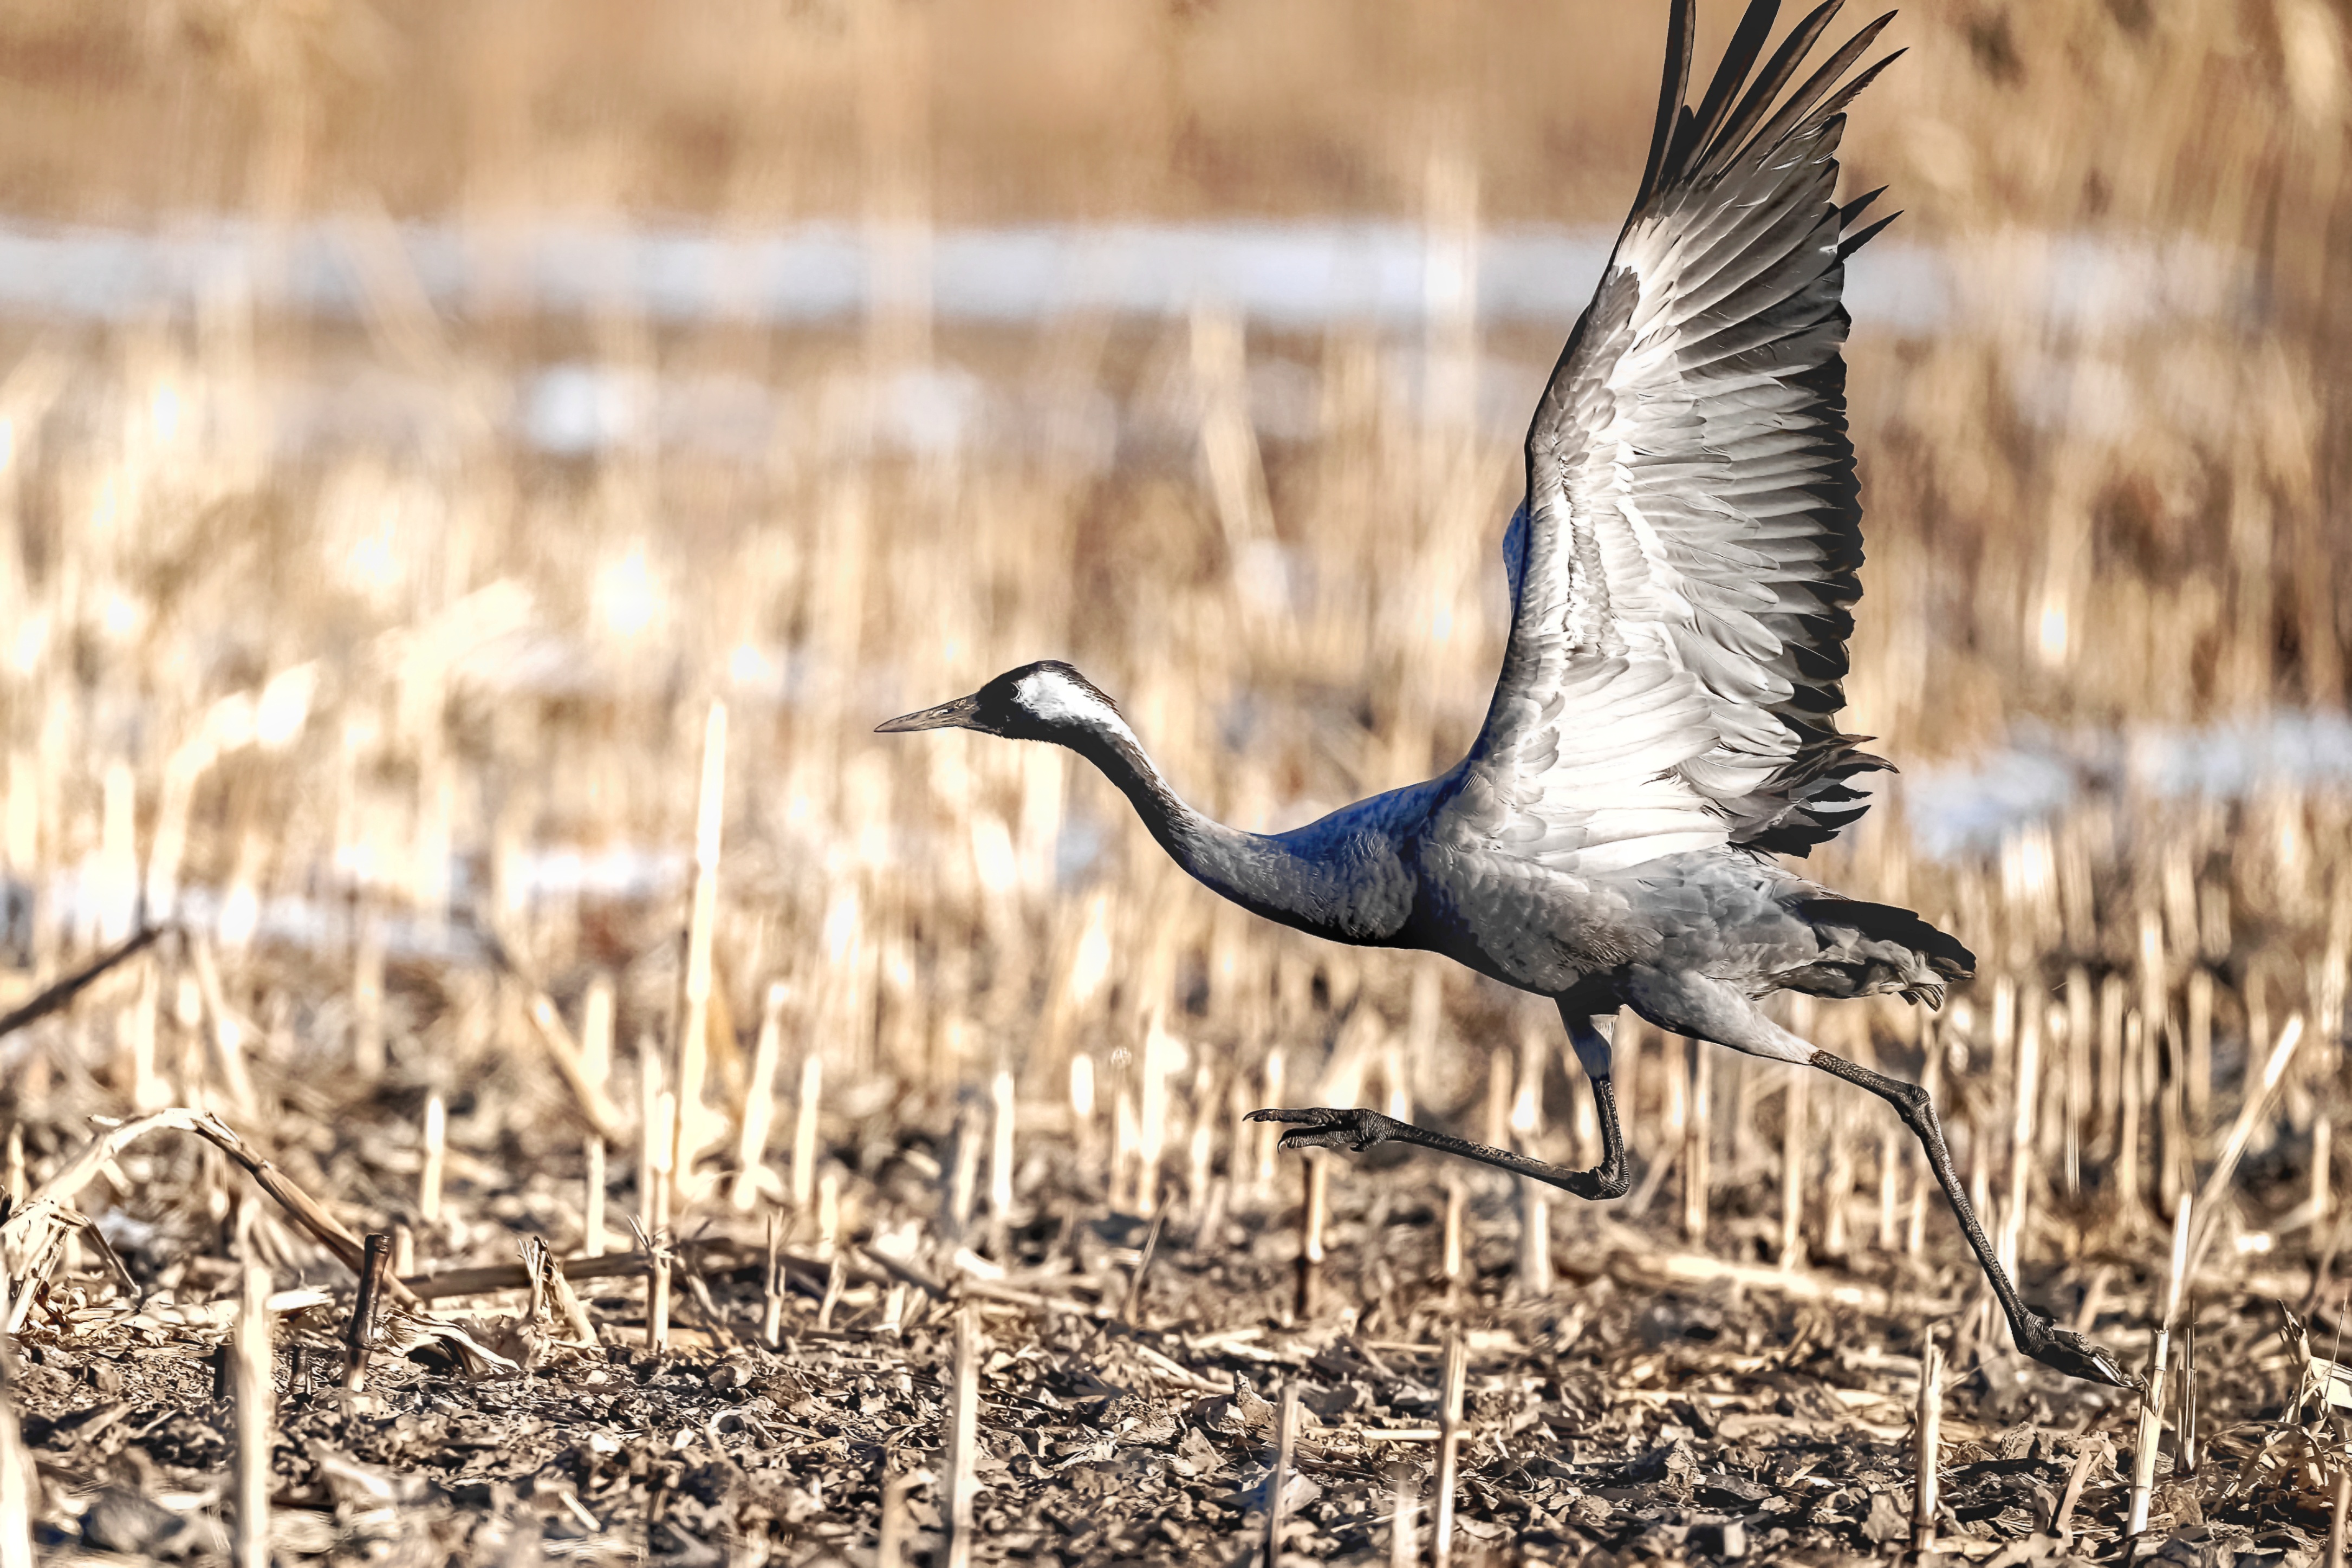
(876, 660), (1128, 746)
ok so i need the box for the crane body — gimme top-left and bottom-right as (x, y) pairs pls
(880, 0), (2134, 1389)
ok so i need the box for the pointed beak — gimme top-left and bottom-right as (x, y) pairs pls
(875, 693), (982, 734)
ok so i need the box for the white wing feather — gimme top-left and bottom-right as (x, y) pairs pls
(1438, 1), (1898, 876)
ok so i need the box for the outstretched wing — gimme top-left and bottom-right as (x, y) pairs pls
(1438, 0), (1900, 879)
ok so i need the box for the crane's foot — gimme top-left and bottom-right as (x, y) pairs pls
(1245, 1105), (1403, 1154)
(1249, 1107), (1632, 1201)
(1561, 1161), (1631, 1202)
(2012, 1315), (2138, 1389)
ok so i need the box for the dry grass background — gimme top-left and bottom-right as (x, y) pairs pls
(0, 0), (2348, 1554)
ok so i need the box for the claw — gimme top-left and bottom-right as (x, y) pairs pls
(1244, 1106), (1399, 1154)
(2016, 1318), (2139, 1390)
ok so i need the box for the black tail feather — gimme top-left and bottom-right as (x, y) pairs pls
(1798, 895), (1976, 980)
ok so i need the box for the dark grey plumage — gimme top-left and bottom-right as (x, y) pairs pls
(880, 1), (2131, 1389)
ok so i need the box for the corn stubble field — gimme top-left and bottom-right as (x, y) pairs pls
(0, 0), (2349, 1563)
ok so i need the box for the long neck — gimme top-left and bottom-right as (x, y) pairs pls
(1058, 722), (1376, 939)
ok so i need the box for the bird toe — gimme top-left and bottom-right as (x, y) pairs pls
(2022, 1322), (2139, 1389)
(1245, 1106), (1343, 1127)
(1249, 1106), (1395, 1151)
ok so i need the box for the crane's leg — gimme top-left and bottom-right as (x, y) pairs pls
(1246, 1006), (1630, 1202)
(1619, 967), (2136, 1390)
(1562, 1007), (1629, 1196)
(1807, 1051), (2131, 1387)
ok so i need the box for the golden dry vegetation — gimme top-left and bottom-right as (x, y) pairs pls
(0, 1), (2347, 1561)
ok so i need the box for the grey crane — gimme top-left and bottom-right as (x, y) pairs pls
(881, 0), (2132, 1388)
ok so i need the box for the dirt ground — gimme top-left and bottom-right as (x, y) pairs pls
(2, 1083), (2343, 1568)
